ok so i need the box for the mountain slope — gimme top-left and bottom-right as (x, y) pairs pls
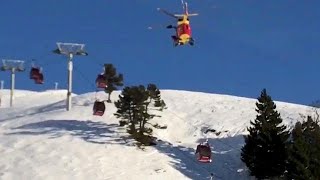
(0, 89), (314, 180)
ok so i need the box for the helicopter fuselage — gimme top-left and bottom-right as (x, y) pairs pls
(175, 15), (192, 45)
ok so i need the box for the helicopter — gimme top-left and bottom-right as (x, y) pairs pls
(157, 0), (198, 46)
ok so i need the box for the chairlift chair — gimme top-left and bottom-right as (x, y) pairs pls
(93, 100), (105, 116)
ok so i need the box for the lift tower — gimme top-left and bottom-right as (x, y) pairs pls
(0, 59), (25, 107)
(53, 42), (88, 111)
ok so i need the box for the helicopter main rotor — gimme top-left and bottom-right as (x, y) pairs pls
(157, 8), (178, 19)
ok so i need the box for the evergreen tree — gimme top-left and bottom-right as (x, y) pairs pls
(286, 121), (311, 180)
(114, 86), (137, 133)
(241, 88), (289, 179)
(138, 84), (166, 137)
(286, 116), (320, 179)
(114, 84), (166, 146)
(103, 64), (123, 103)
(302, 116), (320, 178)
(129, 85), (149, 136)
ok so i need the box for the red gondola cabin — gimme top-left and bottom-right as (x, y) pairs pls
(34, 73), (44, 84)
(93, 100), (105, 116)
(30, 67), (41, 79)
(95, 74), (107, 88)
(195, 143), (212, 163)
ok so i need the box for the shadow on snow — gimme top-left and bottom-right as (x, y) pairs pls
(6, 120), (128, 145)
(0, 101), (67, 122)
(153, 135), (250, 180)
(0, 99), (94, 123)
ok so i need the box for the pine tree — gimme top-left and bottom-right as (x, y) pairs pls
(114, 84), (166, 146)
(139, 84), (166, 137)
(286, 122), (311, 180)
(103, 64), (123, 103)
(241, 88), (289, 179)
(130, 85), (149, 136)
(286, 116), (320, 179)
(302, 116), (320, 178)
(114, 86), (137, 134)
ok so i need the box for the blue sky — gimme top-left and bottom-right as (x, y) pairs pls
(0, 0), (319, 105)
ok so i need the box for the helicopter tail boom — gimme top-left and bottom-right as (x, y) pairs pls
(182, 0), (188, 15)
(180, 0), (199, 16)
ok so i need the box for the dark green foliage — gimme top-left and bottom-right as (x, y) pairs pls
(103, 64), (124, 103)
(147, 84), (166, 110)
(114, 84), (166, 146)
(241, 89), (289, 179)
(286, 116), (320, 180)
(304, 117), (320, 178)
(114, 86), (136, 133)
(286, 122), (312, 180)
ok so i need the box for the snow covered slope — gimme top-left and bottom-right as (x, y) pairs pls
(0, 89), (314, 180)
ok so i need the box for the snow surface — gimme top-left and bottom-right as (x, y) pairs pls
(0, 89), (314, 180)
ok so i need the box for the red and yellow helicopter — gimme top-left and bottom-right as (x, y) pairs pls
(157, 0), (198, 46)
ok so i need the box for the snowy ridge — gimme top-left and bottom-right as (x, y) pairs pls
(0, 89), (314, 180)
